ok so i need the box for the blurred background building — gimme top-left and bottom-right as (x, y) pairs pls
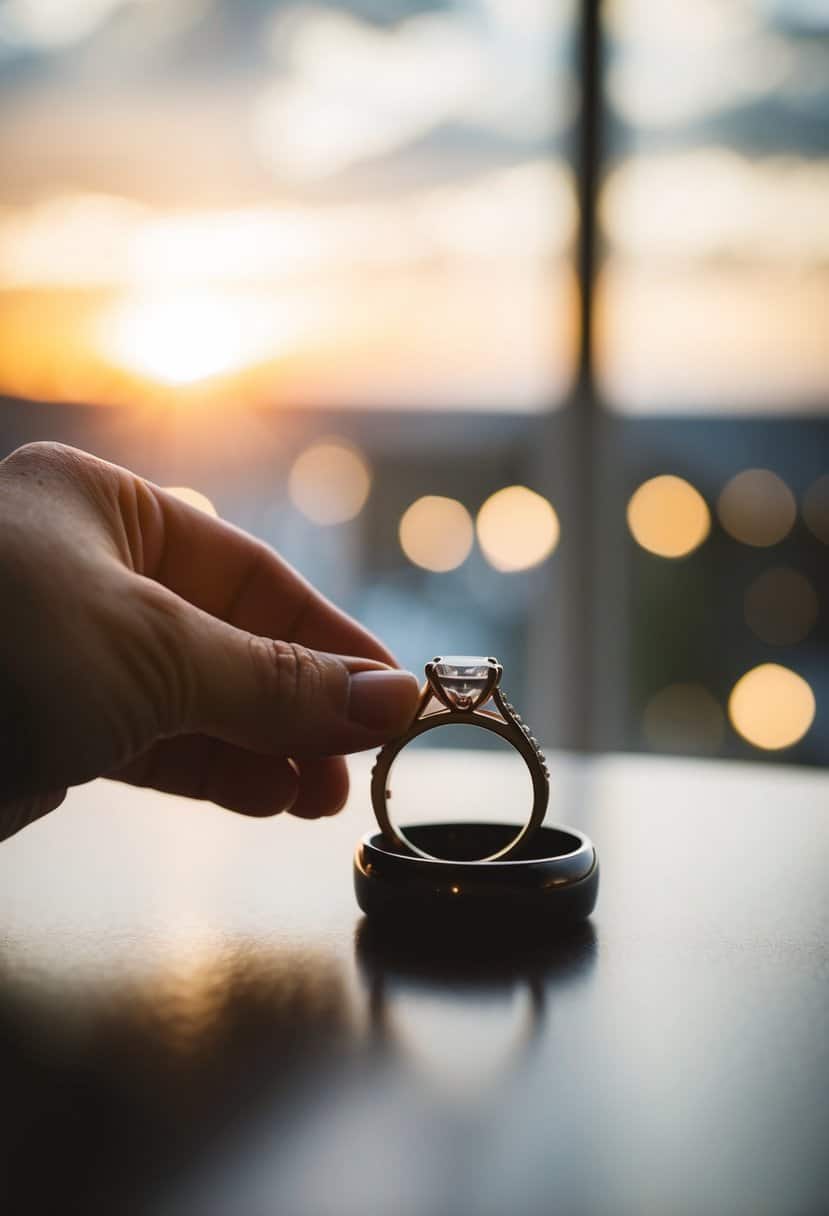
(0, 0), (826, 763)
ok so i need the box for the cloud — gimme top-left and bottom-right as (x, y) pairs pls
(605, 0), (827, 128)
(601, 149), (829, 262)
(763, 0), (829, 32)
(253, 4), (570, 181)
(0, 162), (574, 288)
(0, 0), (155, 50)
(0, 192), (149, 285)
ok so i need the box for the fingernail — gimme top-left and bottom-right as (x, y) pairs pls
(348, 669), (419, 732)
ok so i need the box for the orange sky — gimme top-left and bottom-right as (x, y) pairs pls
(0, 0), (826, 415)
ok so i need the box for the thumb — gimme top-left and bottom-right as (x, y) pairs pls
(176, 604), (420, 756)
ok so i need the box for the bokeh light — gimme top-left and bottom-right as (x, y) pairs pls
(744, 567), (819, 646)
(802, 474), (829, 545)
(288, 440), (371, 526)
(626, 475), (710, 558)
(476, 485), (559, 572)
(728, 663), (815, 751)
(643, 683), (724, 754)
(399, 496), (474, 572)
(164, 486), (219, 517)
(717, 469), (796, 547)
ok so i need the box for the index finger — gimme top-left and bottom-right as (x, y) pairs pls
(132, 477), (395, 664)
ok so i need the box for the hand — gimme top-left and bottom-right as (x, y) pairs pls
(0, 442), (419, 841)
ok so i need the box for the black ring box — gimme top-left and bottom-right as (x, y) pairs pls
(354, 821), (599, 939)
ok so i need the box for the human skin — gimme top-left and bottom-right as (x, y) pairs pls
(0, 442), (419, 841)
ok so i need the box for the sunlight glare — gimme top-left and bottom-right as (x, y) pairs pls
(728, 663), (815, 751)
(289, 440), (371, 525)
(399, 496), (474, 572)
(97, 291), (297, 386)
(717, 469), (796, 547)
(476, 486), (559, 572)
(626, 475), (710, 558)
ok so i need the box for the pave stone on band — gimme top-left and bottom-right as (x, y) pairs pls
(370, 656), (550, 863)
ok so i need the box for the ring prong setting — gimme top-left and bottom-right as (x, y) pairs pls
(427, 655), (501, 711)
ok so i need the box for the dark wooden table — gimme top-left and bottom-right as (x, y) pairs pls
(1, 751), (827, 1215)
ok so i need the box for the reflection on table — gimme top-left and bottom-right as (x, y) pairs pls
(0, 752), (826, 1215)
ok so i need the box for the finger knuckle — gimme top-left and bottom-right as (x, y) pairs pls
(251, 638), (324, 717)
(2, 443), (115, 516)
(4, 441), (87, 477)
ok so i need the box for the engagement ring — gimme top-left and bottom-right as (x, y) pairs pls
(371, 656), (550, 862)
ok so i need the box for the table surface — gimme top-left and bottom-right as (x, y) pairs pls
(1, 750), (827, 1216)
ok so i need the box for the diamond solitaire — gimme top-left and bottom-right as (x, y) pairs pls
(430, 656), (499, 710)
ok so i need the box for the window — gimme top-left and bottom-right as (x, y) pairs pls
(593, 0), (828, 762)
(0, 0), (825, 762)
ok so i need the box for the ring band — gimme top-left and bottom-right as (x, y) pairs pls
(370, 656), (550, 862)
(354, 824), (598, 932)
